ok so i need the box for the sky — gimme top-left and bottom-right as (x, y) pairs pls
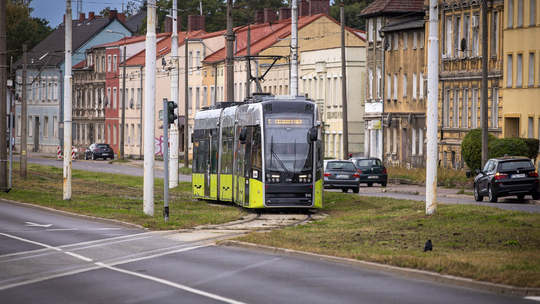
(31, 0), (139, 28)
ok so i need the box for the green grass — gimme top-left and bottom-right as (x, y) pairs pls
(387, 166), (472, 188)
(4, 162), (540, 288)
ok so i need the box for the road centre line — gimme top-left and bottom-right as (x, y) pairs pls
(525, 297), (540, 302)
(65, 252), (93, 262)
(0, 232), (62, 251)
(95, 261), (248, 304)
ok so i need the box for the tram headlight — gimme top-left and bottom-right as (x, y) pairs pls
(308, 174), (312, 178)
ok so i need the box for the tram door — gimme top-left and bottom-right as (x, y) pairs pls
(234, 131), (245, 205)
(243, 128), (252, 207)
(204, 134), (212, 198)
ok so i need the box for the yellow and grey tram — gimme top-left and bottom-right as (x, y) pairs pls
(192, 94), (323, 209)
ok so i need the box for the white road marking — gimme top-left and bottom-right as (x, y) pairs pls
(25, 222), (52, 228)
(0, 232), (62, 251)
(46, 228), (78, 231)
(95, 261), (247, 304)
(525, 297), (540, 302)
(64, 252), (93, 262)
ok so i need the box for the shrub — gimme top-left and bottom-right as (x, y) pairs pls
(461, 128), (496, 172)
(488, 138), (529, 159)
(518, 138), (540, 160)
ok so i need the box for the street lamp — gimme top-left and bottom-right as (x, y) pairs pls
(106, 30), (127, 159)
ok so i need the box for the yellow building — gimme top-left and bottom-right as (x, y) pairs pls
(502, 0), (540, 141)
(433, 0), (504, 169)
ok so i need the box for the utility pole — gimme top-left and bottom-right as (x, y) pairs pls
(20, 46), (27, 178)
(426, 0), (439, 215)
(144, 0), (157, 216)
(170, 0), (179, 188)
(290, 0), (298, 96)
(226, 0), (234, 102)
(63, 0), (73, 200)
(340, 0), (349, 159)
(481, 0), (488, 168)
(0, 0), (7, 189)
(184, 37), (189, 168)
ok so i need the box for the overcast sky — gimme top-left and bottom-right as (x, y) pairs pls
(31, 0), (138, 28)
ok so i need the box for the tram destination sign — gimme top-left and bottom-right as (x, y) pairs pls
(267, 117), (309, 126)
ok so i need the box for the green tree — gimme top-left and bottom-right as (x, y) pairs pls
(461, 128), (496, 172)
(488, 138), (529, 159)
(6, 0), (53, 62)
(329, 0), (375, 30)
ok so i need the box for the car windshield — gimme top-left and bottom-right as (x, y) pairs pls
(499, 160), (533, 170)
(327, 162), (356, 170)
(356, 159), (383, 167)
(96, 144), (109, 149)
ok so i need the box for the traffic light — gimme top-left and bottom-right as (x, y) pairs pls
(167, 101), (178, 125)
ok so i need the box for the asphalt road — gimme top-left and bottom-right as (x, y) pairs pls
(0, 202), (535, 304)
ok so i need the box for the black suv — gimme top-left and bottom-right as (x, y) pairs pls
(474, 156), (540, 202)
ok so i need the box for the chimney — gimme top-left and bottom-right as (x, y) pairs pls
(79, 13), (85, 22)
(117, 13), (126, 24)
(264, 8), (277, 23)
(310, 0), (330, 15)
(89, 12), (95, 21)
(164, 16), (172, 33)
(279, 7), (291, 21)
(299, 0), (310, 17)
(187, 15), (205, 31)
(108, 9), (118, 20)
(63, 14), (65, 23)
(254, 10), (264, 24)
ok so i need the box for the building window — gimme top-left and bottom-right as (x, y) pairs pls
(444, 89), (450, 127)
(392, 127), (397, 154)
(462, 89), (469, 128)
(419, 73), (424, 98)
(113, 87), (117, 109)
(196, 50), (201, 74)
(196, 86), (200, 109)
(531, 0), (536, 26)
(386, 74), (391, 100)
(528, 117), (534, 138)
(113, 55), (117, 72)
(517, 53), (523, 87)
(188, 50), (193, 74)
(445, 16), (452, 56)
(376, 18), (381, 41)
(393, 74), (398, 100)
(28, 115), (33, 138)
(412, 73), (417, 99)
(492, 11), (498, 55)
(464, 15), (470, 57)
(454, 15), (461, 58)
(107, 55), (112, 72)
(403, 74), (407, 97)
(368, 19), (373, 42)
(420, 31), (424, 49)
(376, 67), (381, 98)
(418, 127), (424, 155)
(53, 116), (58, 138)
(507, 54), (513, 87)
(403, 32), (408, 50)
(412, 127), (417, 156)
(394, 33), (398, 50)
(44, 116), (49, 138)
(203, 86), (208, 108)
(529, 52), (535, 86)
(368, 68), (373, 99)
(491, 88), (499, 128)
(471, 88), (478, 128)
(518, 0), (523, 27)
(188, 87), (192, 114)
(413, 32), (417, 49)
(453, 89), (459, 127)
(508, 0), (514, 27)
(113, 124), (117, 145)
(472, 15), (479, 56)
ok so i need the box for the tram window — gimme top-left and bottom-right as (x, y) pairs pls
(211, 139), (218, 174)
(251, 127), (262, 170)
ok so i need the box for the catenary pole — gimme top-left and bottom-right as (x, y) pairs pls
(170, 0), (179, 188)
(0, 0), (6, 189)
(290, 0), (298, 96)
(184, 37), (189, 168)
(426, 0), (439, 215)
(20, 46), (27, 178)
(63, 0), (73, 200)
(340, 0), (349, 159)
(481, 0), (488, 168)
(144, 0), (157, 216)
(226, 0), (234, 102)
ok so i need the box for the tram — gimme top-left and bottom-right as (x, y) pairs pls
(192, 94), (323, 209)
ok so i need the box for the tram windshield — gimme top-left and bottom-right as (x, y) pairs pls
(264, 114), (313, 173)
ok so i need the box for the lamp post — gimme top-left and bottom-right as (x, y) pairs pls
(106, 30), (127, 159)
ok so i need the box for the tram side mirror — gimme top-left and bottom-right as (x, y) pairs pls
(239, 128), (247, 144)
(309, 128), (317, 142)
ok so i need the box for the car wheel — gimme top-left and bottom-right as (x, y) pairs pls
(84, 154), (88, 160)
(341, 188), (348, 193)
(352, 187), (359, 194)
(517, 194), (525, 200)
(488, 185), (498, 203)
(381, 182), (387, 187)
(532, 192), (540, 200)
(91, 153), (95, 161)
(367, 182), (373, 187)
(474, 184), (483, 202)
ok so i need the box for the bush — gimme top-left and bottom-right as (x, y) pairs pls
(518, 138), (540, 160)
(488, 138), (529, 159)
(461, 128), (496, 172)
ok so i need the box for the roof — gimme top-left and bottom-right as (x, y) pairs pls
(359, 0), (424, 17)
(125, 10), (146, 33)
(203, 13), (361, 64)
(14, 17), (130, 68)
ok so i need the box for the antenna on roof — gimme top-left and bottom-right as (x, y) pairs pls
(76, 0), (83, 19)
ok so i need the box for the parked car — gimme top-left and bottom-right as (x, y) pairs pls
(324, 160), (360, 193)
(474, 156), (540, 202)
(84, 143), (115, 160)
(349, 157), (388, 187)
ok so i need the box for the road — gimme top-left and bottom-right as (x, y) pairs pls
(0, 202), (535, 304)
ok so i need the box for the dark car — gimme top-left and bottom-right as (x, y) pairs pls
(324, 160), (360, 193)
(474, 156), (540, 202)
(84, 143), (115, 160)
(349, 157), (388, 187)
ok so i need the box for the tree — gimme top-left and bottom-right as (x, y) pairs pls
(329, 0), (375, 30)
(6, 0), (53, 62)
(461, 128), (496, 172)
(488, 138), (529, 159)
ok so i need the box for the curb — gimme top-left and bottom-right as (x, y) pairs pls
(0, 198), (145, 230)
(218, 240), (540, 296)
